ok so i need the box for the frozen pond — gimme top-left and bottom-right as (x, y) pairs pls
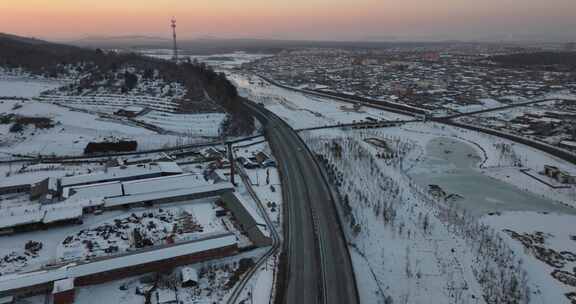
(409, 137), (576, 217)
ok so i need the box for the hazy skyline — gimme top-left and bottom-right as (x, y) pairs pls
(2, 0), (576, 42)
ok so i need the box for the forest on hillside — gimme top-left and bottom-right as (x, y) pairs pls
(0, 33), (254, 136)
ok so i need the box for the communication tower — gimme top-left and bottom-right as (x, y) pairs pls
(171, 17), (178, 62)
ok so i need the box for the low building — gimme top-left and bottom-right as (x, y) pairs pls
(62, 181), (123, 200)
(0, 234), (238, 297)
(121, 173), (205, 195)
(60, 162), (183, 189)
(103, 182), (234, 210)
(27, 162), (184, 201)
(543, 165), (576, 184)
(63, 172), (214, 202)
(0, 183), (30, 196)
(156, 288), (178, 304)
(203, 148), (224, 161)
(114, 107), (142, 118)
(221, 192), (272, 247)
(52, 278), (75, 304)
(43, 207), (84, 226)
(557, 171), (576, 184)
(0, 205), (83, 235)
(254, 152), (270, 164)
(181, 267), (199, 287)
(30, 177), (58, 200)
(544, 165), (559, 177)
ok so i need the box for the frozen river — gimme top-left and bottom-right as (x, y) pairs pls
(409, 137), (576, 217)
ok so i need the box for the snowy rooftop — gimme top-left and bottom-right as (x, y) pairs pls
(0, 204), (84, 229)
(52, 278), (74, 293)
(226, 192), (270, 238)
(181, 267), (199, 283)
(60, 162), (182, 187)
(43, 207), (83, 224)
(104, 183), (234, 208)
(0, 233), (237, 295)
(156, 288), (177, 304)
(122, 173), (208, 195)
(0, 209), (43, 230)
(229, 192), (267, 227)
(63, 181), (123, 200)
(63, 173), (209, 202)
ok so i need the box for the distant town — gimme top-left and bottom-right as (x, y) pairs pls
(243, 46), (576, 152)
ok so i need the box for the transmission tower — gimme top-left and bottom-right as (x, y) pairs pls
(171, 17), (178, 63)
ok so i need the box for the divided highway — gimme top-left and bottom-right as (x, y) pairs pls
(246, 102), (359, 304)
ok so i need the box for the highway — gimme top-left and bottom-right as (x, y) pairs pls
(437, 97), (576, 119)
(246, 102), (359, 304)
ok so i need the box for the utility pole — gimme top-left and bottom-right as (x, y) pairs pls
(227, 142), (236, 186)
(171, 17), (178, 63)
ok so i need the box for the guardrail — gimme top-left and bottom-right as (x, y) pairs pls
(440, 120), (576, 165)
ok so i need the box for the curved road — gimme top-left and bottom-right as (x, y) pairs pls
(246, 102), (359, 304)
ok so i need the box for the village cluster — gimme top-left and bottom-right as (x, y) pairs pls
(244, 48), (576, 114)
(456, 101), (576, 153)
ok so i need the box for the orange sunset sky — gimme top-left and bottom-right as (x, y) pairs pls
(1, 0), (576, 41)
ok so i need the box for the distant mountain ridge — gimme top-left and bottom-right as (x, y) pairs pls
(68, 35), (506, 55)
(0, 33), (97, 72)
(0, 32), (50, 45)
(71, 35), (171, 46)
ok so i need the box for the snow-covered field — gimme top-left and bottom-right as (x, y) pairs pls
(137, 111), (226, 136)
(303, 129), (489, 304)
(0, 99), (192, 156)
(0, 79), (63, 98)
(301, 121), (576, 303)
(483, 212), (576, 304)
(229, 72), (410, 128)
